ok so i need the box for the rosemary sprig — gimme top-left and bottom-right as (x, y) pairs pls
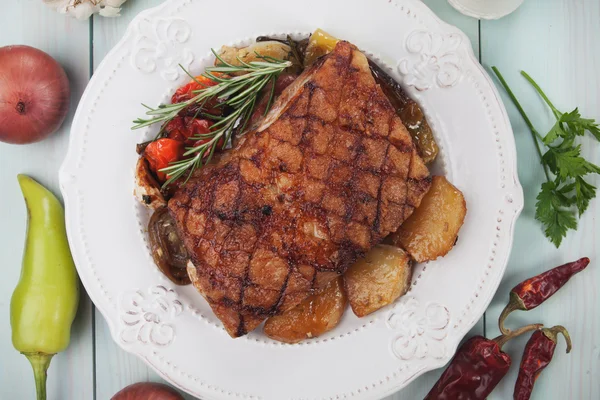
(133, 50), (291, 186)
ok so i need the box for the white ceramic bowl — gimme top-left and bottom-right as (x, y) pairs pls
(449, 0), (525, 20)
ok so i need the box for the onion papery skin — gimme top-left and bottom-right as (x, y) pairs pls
(0, 45), (70, 144)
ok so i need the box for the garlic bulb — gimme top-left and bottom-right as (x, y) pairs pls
(44, 0), (127, 20)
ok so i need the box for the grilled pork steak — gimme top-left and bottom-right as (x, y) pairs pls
(168, 41), (431, 337)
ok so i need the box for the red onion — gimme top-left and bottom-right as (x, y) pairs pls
(0, 45), (70, 144)
(111, 382), (184, 400)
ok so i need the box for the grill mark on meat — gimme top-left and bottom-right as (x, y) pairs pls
(310, 267), (318, 290)
(169, 42), (432, 337)
(273, 261), (293, 313)
(237, 315), (246, 337)
(372, 144), (390, 234)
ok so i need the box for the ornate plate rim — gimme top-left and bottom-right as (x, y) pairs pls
(59, 0), (524, 399)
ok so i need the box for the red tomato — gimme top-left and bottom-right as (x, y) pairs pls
(163, 117), (186, 142)
(171, 75), (221, 104)
(165, 117), (214, 146)
(144, 138), (184, 182)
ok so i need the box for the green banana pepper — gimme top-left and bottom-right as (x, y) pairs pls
(10, 175), (80, 400)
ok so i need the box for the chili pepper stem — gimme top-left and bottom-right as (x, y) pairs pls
(24, 352), (54, 400)
(494, 323), (543, 349)
(543, 325), (573, 353)
(498, 292), (527, 335)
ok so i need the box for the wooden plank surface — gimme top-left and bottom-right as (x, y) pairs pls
(90, 1), (482, 399)
(0, 2), (94, 400)
(388, 1), (483, 398)
(0, 0), (598, 399)
(91, 2), (174, 398)
(480, 0), (600, 399)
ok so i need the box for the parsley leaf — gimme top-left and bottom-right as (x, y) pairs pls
(535, 182), (578, 247)
(543, 144), (600, 180)
(575, 176), (596, 215)
(543, 121), (565, 145)
(492, 67), (600, 247)
(555, 181), (577, 207)
(561, 108), (600, 140)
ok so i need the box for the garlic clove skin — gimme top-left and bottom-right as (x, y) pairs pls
(71, 2), (102, 20)
(99, 6), (122, 17)
(44, 0), (127, 19)
(104, 0), (128, 7)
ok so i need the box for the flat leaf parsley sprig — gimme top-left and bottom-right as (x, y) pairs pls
(133, 50), (292, 186)
(493, 67), (600, 247)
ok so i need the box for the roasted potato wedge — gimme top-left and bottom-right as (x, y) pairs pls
(344, 245), (412, 317)
(264, 277), (347, 344)
(388, 176), (467, 263)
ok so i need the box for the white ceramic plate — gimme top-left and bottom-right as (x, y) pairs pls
(60, 0), (523, 399)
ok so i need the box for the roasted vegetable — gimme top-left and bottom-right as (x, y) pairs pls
(369, 60), (439, 164)
(134, 157), (167, 210)
(143, 138), (184, 183)
(171, 75), (220, 102)
(217, 41), (292, 68)
(257, 35), (307, 67)
(344, 245), (412, 317)
(303, 28), (340, 66)
(164, 117), (217, 146)
(11, 175), (80, 400)
(148, 207), (190, 285)
(264, 277), (347, 343)
(134, 54), (292, 186)
(388, 176), (467, 263)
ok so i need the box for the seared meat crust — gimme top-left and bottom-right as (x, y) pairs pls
(169, 41), (431, 337)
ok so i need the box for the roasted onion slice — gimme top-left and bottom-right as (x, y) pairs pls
(369, 60), (439, 164)
(148, 207), (190, 285)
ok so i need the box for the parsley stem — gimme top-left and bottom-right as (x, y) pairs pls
(491, 66), (551, 182)
(520, 71), (561, 119)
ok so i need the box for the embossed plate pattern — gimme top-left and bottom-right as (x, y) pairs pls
(59, 0), (523, 399)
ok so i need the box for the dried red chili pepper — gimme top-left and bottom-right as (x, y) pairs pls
(424, 324), (542, 400)
(514, 326), (572, 400)
(499, 257), (589, 334)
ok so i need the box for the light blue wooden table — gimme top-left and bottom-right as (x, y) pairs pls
(1, 1), (598, 399)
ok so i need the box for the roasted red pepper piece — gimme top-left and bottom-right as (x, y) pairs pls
(499, 258), (589, 334)
(514, 326), (572, 400)
(144, 138), (184, 182)
(425, 324), (542, 400)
